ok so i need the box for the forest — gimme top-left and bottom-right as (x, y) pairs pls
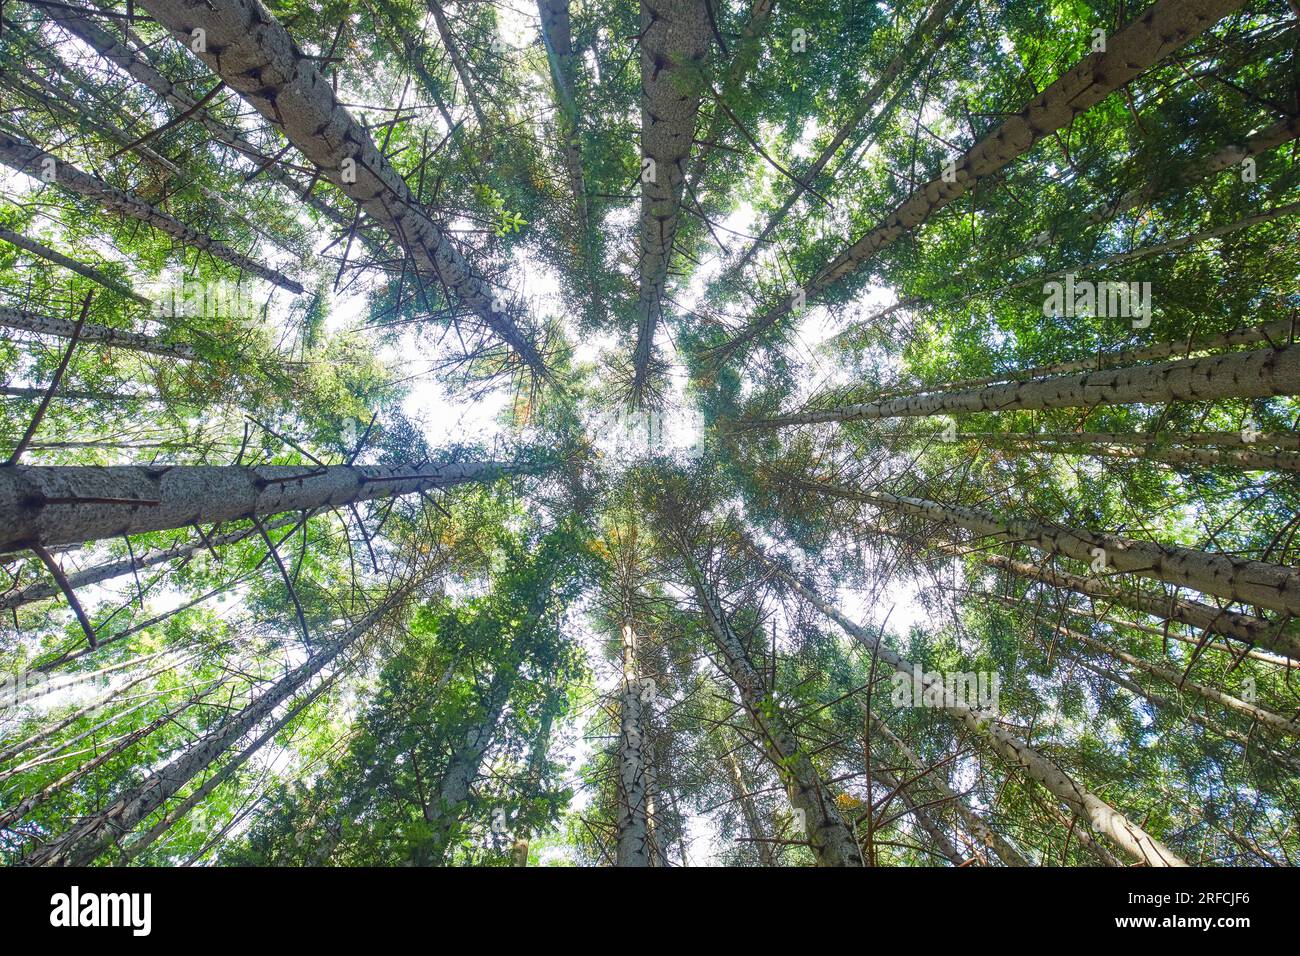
(0, 0), (1296, 869)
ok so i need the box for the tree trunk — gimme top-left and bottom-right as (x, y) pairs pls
(0, 682), (226, 834)
(873, 764), (965, 865)
(615, 624), (652, 865)
(1046, 622), (1300, 738)
(683, 0), (774, 193)
(756, 550), (1188, 866)
(0, 513), (300, 611)
(118, 673), (336, 862)
(1061, 653), (1300, 774)
(1039, 797), (1124, 867)
(870, 714), (1032, 866)
(47, 8), (364, 242)
(996, 437), (1300, 474)
(135, 0), (549, 378)
(18, 596), (403, 866)
(789, 476), (1300, 620)
(423, 565), (558, 863)
(871, 114), (1300, 322)
(0, 460), (540, 553)
(868, 317), (1300, 399)
(722, 747), (775, 865)
(715, 0), (1248, 358)
(0, 228), (149, 305)
(978, 551), (1300, 659)
(722, 0), (960, 280)
(426, 1), (491, 133)
(0, 306), (197, 361)
(510, 704), (556, 867)
(629, 0), (711, 404)
(0, 385), (152, 403)
(741, 345), (1300, 427)
(0, 131), (304, 294)
(682, 557), (863, 866)
(537, 0), (601, 312)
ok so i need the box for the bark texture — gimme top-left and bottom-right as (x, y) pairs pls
(615, 625), (653, 865)
(0, 131), (304, 294)
(0, 460), (537, 552)
(742, 345), (1300, 427)
(135, 0), (548, 377)
(629, 0), (711, 404)
(0, 306), (197, 361)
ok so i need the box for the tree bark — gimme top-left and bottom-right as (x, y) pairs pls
(0, 228), (150, 305)
(792, 476), (1300, 621)
(714, 0), (1249, 359)
(615, 624), (652, 865)
(978, 551), (1300, 660)
(870, 714), (1032, 866)
(1061, 653), (1300, 774)
(722, 747), (775, 865)
(118, 672), (336, 861)
(873, 763), (965, 865)
(0, 131), (304, 294)
(683, 0), (774, 193)
(47, 8), (366, 243)
(0, 306), (197, 361)
(424, 569), (557, 864)
(755, 549), (1188, 866)
(0, 460), (540, 553)
(510, 704), (556, 867)
(868, 317), (1300, 399)
(721, 0), (960, 280)
(629, 0), (711, 404)
(0, 513), (299, 611)
(682, 557), (863, 866)
(740, 345), (1300, 427)
(1047, 622), (1300, 738)
(18, 596), (404, 866)
(135, 0), (549, 378)
(426, 0), (491, 133)
(871, 114), (1300, 322)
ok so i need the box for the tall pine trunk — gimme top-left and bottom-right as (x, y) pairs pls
(615, 624), (653, 865)
(629, 0), (710, 404)
(0, 460), (539, 552)
(742, 346), (1300, 427)
(716, 0), (1248, 358)
(792, 476), (1300, 620)
(18, 590), (408, 865)
(756, 549), (1187, 866)
(0, 132), (303, 294)
(681, 555), (863, 866)
(136, 0), (549, 378)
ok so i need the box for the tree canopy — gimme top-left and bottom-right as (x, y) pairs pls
(0, 0), (1297, 867)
